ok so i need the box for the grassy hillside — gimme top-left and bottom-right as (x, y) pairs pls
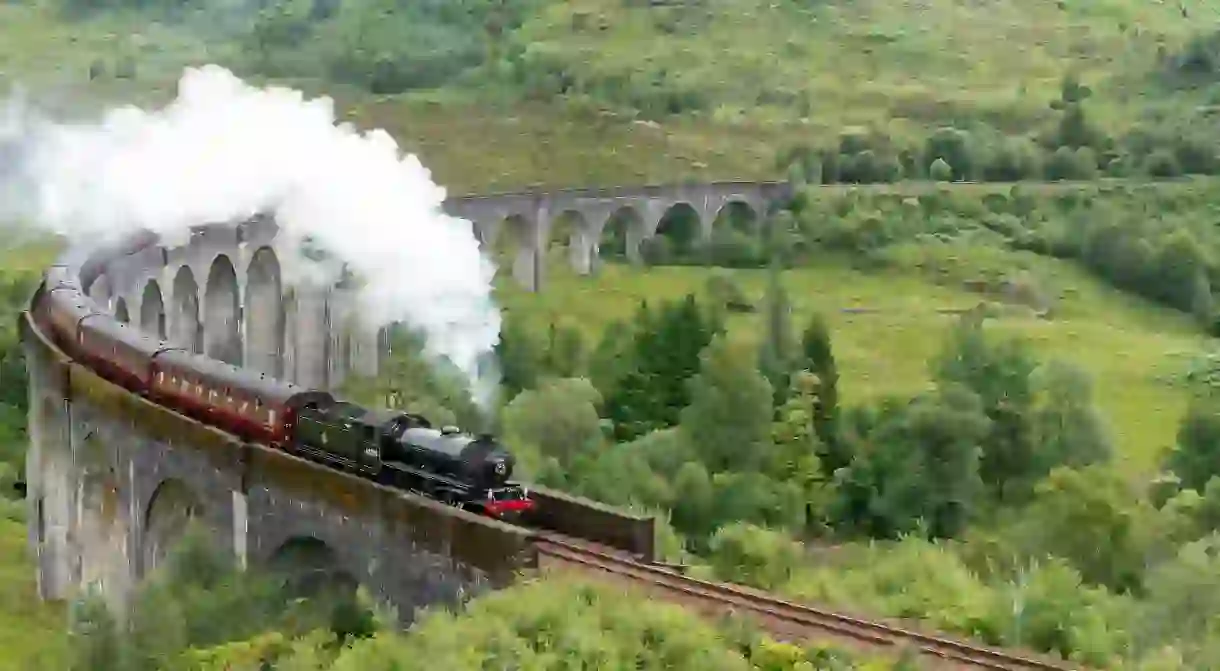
(4, 0), (1220, 189)
(500, 250), (1206, 476)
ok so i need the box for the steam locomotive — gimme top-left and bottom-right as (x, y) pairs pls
(29, 241), (534, 520)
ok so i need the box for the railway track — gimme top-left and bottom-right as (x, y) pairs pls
(532, 535), (1077, 671)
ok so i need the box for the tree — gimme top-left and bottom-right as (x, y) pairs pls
(670, 461), (716, 538)
(605, 295), (721, 440)
(770, 371), (833, 535)
(925, 127), (974, 180)
(1028, 360), (1113, 474)
(757, 259), (796, 408)
(1165, 395), (1220, 492)
(502, 377), (604, 470)
(929, 157), (954, 182)
(832, 385), (989, 539)
(680, 334), (775, 474)
(543, 319), (586, 378)
(799, 313), (844, 472)
(587, 318), (635, 399)
(1009, 466), (1157, 592)
(933, 315), (1039, 502)
(494, 315), (544, 399)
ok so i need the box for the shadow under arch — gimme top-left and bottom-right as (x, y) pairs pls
(203, 254), (241, 366)
(142, 478), (206, 578)
(114, 298), (130, 324)
(140, 280), (167, 339)
(171, 266), (202, 354)
(547, 209), (591, 273)
(649, 202), (703, 263)
(268, 536), (359, 601)
(712, 200), (760, 235)
(598, 206), (644, 262)
(244, 246), (285, 377)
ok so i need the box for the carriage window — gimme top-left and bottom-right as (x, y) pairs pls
(269, 411), (276, 424)
(240, 401), (249, 413)
(157, 372), (164, 383)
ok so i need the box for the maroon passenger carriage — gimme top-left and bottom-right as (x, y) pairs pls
(148, 349), (333, 449)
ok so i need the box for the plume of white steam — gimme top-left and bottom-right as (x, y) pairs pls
(0, 65), (502, 406)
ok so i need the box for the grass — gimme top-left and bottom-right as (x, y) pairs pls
(0, 516), (66, 671)
(4, 0), (1220, 190)
(499, 248), (1206, 477)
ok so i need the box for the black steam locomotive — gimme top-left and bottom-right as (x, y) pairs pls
(292, 401), (531, 517)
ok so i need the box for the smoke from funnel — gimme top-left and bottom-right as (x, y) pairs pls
(0, 65), (502, 406)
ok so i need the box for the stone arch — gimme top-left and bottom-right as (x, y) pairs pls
(547, 209), (591, 273)
(244, 246), (284, 377)
(598, 206), (646, 263)
(494, 214), (539, 289)
(114, 298), (130, 324)
(140, 280), (167, 339)
(651, 202), (702, 262)
(141, 478), (205, 577)
(87, 276), (111, 309)
(268, 536), (358, 600)
(492, 214), (531, 265)
(712, 200), (760, 235)
(203, 254), (242, 366)
(171, 266), (202, 354)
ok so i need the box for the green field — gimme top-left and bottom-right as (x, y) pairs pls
(501, 249), (1206, 476)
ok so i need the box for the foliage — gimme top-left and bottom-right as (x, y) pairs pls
(680, 334), (775, 474)
(603, 293), (722, 441)
(501, 376), (604, 475)
(1163, 395), (1220, 492)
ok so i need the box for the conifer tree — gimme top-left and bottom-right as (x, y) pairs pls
(605, 294), (721, 440)
(800, 312), (844, 471)
(758, 257), (796, 409)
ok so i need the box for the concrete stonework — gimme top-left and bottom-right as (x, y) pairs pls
(22, 179), (783, 623)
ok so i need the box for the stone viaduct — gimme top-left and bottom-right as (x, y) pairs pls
(20, 179), (786, 623)
(445, 180), (790, 289)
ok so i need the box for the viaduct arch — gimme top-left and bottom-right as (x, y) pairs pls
(19, 179), (783, 622)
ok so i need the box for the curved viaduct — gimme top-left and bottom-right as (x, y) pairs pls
(19, 179), (787, 622)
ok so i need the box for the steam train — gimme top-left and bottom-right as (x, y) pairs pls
(28, 240), (534, 520)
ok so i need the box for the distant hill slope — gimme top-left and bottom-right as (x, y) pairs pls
(3, 0), (1219, 187)
(509, 0), (1220, 131)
